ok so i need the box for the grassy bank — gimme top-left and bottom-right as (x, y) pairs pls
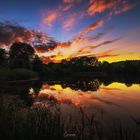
(0, 68), (39, 82)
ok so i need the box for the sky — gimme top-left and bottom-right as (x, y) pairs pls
(0, 0), (140, 63)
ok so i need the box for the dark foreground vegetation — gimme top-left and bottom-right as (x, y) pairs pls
(0, 94), (140, 140)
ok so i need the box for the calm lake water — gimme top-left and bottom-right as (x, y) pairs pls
(27, 80), (140, 127)
(1, 79), (140, 134)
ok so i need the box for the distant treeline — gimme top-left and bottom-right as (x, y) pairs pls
(43, 56), (140, 78)
(0, 42), (140, 81)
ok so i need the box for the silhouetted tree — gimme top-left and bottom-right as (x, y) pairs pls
(0, 48), (7, 67)
(32, 55), (43, 73)
(9, 42), (35, 69)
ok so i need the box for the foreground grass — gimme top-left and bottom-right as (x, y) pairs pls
(0, 95), (140, 140)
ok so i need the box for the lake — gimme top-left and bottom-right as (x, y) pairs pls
(0, 79), (140, 139)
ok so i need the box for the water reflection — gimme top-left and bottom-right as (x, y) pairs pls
(0, 81), (42, 106)
(0, 79), (140, 139)
(60, 79), (101, 91)
(29, 80), (140, 120)
(1, 79), (140, 119)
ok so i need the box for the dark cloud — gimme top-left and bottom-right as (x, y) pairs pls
(0, 21), (54, 49)
(0, 21), (32, 46)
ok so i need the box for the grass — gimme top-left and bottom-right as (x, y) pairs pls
(0, 68), (38, 81)
(0, 95), (140, 140)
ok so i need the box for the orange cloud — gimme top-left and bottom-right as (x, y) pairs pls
(87, 0), (136, 16)
(88, 0), (117, 16)
(75, 18), (104, 39)
(97, 50), (119, 59)
(42, 9), (61, 28)
(41, 2), (83, 30)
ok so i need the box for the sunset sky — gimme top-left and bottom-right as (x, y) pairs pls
(0, 0), (140, 63)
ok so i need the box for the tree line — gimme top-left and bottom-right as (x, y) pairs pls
(0, 42), (140, 80)
(43, 56), (140, 77)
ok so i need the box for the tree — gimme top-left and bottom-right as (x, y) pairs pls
(9, 42), (35, 69)
(32, 55), (43, 73)
(0, 48), (7, 66)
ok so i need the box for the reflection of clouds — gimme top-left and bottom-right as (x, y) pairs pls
(31, 81), (140, 120)
(90, 96), (121, 107)
(100, 83), (140, 101)
(26, 80), (140, 129)
(37, 83), (82, 107)
(35, 80), (101, 107)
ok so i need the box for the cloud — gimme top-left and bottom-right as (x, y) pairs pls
(87, 0), (118, 16)
(97, 50), (119, 58)
(75, 49), (119, 59)
(63, 0), (81, 3)
(0, 21), (33, 46)
(75, 32), (106, 44)
(62, 13), (78, 31)
(63, 18), (76, 31)
(96, 38), (120, 47)
(87, 0), (136, 16)
(64, 0), (74, 3)
(113, 2), (136, 15)
(41, 2), (83, 30)
(74, 18), (104, 39)
(0, 21), (53, 48)
(37, 35), (120, 64)
(69, 37), (120, 58)
(42, 9), (61, 28)
(63, 4), (73, 11)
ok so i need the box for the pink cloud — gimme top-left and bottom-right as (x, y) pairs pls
(114, 2), (136, 15)
(42, 9), (61, 28)
(62, 4), (73, 11)
(75, 18), (104, 39)
(64, 0), (74, 3)
(63, 18), (76, 31)
(61, 10), (86, 32)
(64, 0), (80, 3)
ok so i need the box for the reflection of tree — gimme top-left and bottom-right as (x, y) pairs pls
(60, 79), (101, 91)
(0, 80), (42, 106)
(125, 83), (132, 87)
(100, 74), (140, 86)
